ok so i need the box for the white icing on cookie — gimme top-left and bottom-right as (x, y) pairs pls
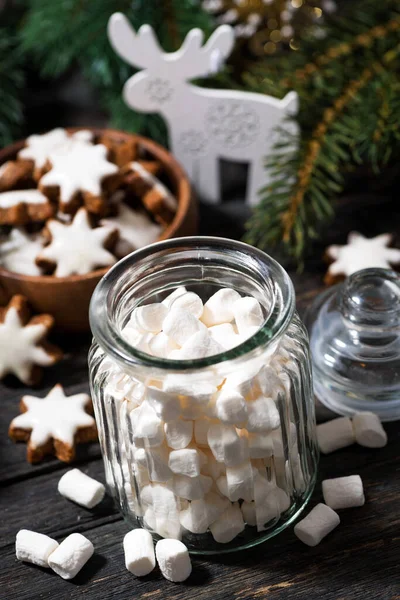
(18, 128), (94, 169)
(100, 203), (162, 257)
(37, 208), (117, 277)
(130, 162), (178, 210)
(40, 143), (118, 203)
(327, 232), (400, 277)
(0, 189), (48, 208)
(10, 384), (94, 447)
(0, 229), (43, 276)
(0, 307), (55, 383)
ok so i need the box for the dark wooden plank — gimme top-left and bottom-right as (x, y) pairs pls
(1, 422), (398, 600)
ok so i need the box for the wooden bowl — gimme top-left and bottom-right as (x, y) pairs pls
(0, 127), (196, 332)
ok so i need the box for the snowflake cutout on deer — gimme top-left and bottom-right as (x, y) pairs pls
(108, 13), (298, 206)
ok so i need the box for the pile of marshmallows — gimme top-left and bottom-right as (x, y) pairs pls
(15, 413), (388, 583)
(123, 286), (265, 359)
(16, 468), (191, 583)
(294, 412), (388, 547)
(117, 287), (301, 542)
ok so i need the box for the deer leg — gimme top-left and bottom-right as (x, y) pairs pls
(247, 155), (270, 207)
(196, 154), (220, 204)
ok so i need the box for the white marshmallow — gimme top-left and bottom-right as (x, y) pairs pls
(130, 401), (164, 447)
(201, 288), (242, 326)
(226, 461), (254, 501)
(130, 303), (168, 334)
(134, 463), (150, 488)
(180, 397), (203, 420)
(257, 366), (284, 398)
(180, 492), (229, 533)
(146, 385), (180, 422)
(162, 286), (187, 309)
(165, 419), (193, 449)
(155, 539), (192, 582)
(170, 291), (203, 319)
(254, 475), (279, 531)
(179, 329), (224, 360)
(16, 530), (59, 568)
(145, 446), (172, 483)
(58, 469), (105, 509)
(123, 328), (154, 353)
(209, 502), (245, 543)
(148, 332), (179, 358)
(241, 501), (256, 526)
(168, 449), (201, 478)
(322, 475), (365, 510)
(247, 396), (280, 433)
(248, 432), (273, 459)
(233, 296), (264, 335)
(317, 417), (355, 454)
(172, 474), (212, 500)
(352, 412), (387, 448)
(123, 529), (156, 576)
(216, 388), (247, 426)
(48, 533), (94, 580)
(270, 486), (291, 513)
(164, 374), (217, 403)
(151, 484), (180, 521)
(216, 475), (229, 498)
(200, 449), (226, 480)
(194, 417), (212, 447)
(163, 308), (206, 347)
(294, 503), (340, 547)
(209, 323), (240, 350)
(207, 424), (248, 466)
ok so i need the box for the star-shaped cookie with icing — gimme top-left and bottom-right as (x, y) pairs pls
(9, 384), (97, 463)
(39, 142), (119, 213)
(0, 295), (63, 385)
(325, 232), (400, 285)
(36, 208), (118, 277)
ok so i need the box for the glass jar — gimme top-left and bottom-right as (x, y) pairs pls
(89, 237), (318, 554)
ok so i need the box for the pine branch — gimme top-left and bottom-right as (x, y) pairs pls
(0, 29), (24, 146)
(244, 0), (400, 264)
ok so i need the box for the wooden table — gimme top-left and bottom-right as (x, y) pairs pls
(0, 250), (399, 600)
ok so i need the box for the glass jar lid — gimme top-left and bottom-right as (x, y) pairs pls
(305, 268), (400, 421)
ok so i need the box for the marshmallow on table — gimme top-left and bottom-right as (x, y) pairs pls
(58, 468), (105, 509)
(165, 419), (193, 449)
(322, 475), (365, 510)
(352, 412), (388, 448)
(233, 296), (264, 335)
(170, 291), (204, 319)
(48, 533), (94, 580)
(216, 387), (248, 426)
(156, 539), (192, 583)
(247, 396), (280, 433)
(210, 502), (245, 544)
(317, 417), (355, 454)
(123, 529), (156, 576)
(168, 448), (201, 477)
(162, 286), (187, 309)
(201, 288), (241, 327)
(16, 530), (59, 568)
(163, 307), (206, 347)
(130, 303), (168, 333)
(294, 503), (340, 547)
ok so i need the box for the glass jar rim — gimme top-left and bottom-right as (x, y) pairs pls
(89, 236), (295, 373)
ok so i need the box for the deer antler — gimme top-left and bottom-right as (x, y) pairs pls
(107, 13), (163, 69)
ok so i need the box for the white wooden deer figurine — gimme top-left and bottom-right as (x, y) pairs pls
(108, 13), (298, 206)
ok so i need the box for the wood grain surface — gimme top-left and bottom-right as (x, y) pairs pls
(0, 214), (399, 600)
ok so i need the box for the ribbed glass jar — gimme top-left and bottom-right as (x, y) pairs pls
(89, 237), (318, 554)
